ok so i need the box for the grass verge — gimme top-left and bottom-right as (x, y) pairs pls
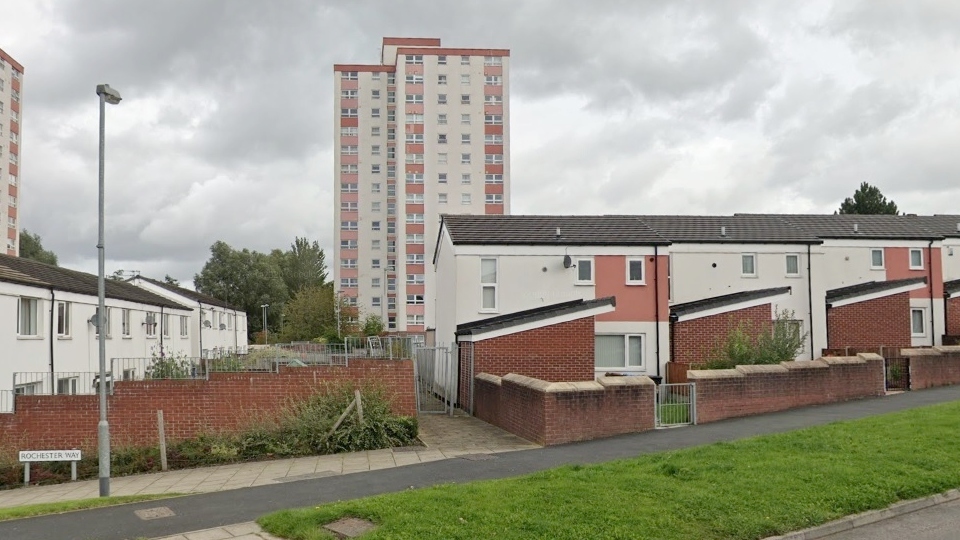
(260, 400), (960, 540)
(0, 494), (182, 522)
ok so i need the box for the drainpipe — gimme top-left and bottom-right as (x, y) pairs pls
(654, 245), (662, 382)
(929, 240), (935, 346)
(807, 244), (815, 360)
(198, 301), (204, 358)
(945, 291), (951, 340)
(668, 313), (678, 382)
(159, 306), (165, 353)
(49, 289), (56, 380)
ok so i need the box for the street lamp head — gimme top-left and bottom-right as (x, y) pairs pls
(96, 84), (122, 105)
(261, 304), (270, 308)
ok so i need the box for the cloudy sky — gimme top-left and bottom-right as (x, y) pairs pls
(5, 0), (960, 285)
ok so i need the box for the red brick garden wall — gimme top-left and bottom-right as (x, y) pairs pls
(670, 304), (773, 365)
(905, 346), (960, 390)
(473, 373), (656, 446)
(0, 360), (415, 452)
(459, 315), (596, 411)
(689, 354), (885, 424)
(826, 293), (912, 350)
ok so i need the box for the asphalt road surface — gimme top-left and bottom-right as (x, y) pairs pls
(822, 499), (960, 540)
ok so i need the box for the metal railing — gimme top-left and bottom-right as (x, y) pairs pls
(0, 390), (13, 413)
(656, 383), (696, 427)
(112, 357), (208, 381)
(12, 371), (113, 396)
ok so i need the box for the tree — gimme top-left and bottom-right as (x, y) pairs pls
(163, 274), (180, 287)
(360, 314), (384, 337)
(277, 284), (340, 342)
(108, 269), (126, 281)
(19, 230), (58, 265)
(838, 182), (900, 215)
(194, 241), (289, 339)
(275, 237), (327, 294)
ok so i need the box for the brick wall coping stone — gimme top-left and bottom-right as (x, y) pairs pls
(597, 375), (655, 387)
(687, 368), (743, 380)
(475, 373), (502, 385)
(781, 359), (830, 370)
(902, 346), (960, 356)
(822, 355), (869, 365)
(544, 381), (605, 393)
(736, 364), (789, 374)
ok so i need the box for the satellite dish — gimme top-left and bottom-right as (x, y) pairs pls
(145, 313), (156, 325)
(219, 323), (226, 330)
(203, 320), (212, 328)
(88, 314), (100, 327)
(562, 255), (572, 269)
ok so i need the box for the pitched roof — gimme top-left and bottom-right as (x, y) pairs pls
(442, 215), (670, 246)
(905, 215), (960, 238)
(944, 278), (960, 295)
(131, 276), (242, 310)
(455, 297), (616, 337)
(747, 214), (943, 240)
(638, 215), (821, 244)
(669, 287), (792, 318)
(0, 254), (191, 310)
(825, 277), (927, 304)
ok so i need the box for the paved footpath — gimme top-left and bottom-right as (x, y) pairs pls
(2, 385), (960, 540)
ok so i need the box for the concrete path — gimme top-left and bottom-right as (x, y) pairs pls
(2, 385), (960, 540)
(0, 412), (536, 510)
(820, 498), (960, 540)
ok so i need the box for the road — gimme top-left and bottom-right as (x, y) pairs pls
(823, 499), (960, 540)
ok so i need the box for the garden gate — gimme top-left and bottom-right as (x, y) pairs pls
(656, 383), (696, 427)
(413, 346), (457, 415)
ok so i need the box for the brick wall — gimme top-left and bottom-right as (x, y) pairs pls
(670, 304), (773, 365)
(826, 292), (912, 350)
(459, 315), (596, 411)
(0, 360), (415, 451)
(473, 373), (655, 446)
(689, 353), (885, 424)
(946, 297), (960, 337)
(904, 346), (960, 390)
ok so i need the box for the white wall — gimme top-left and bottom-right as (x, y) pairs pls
(668, 243), (828, 360)
(943, 239), (960, 282)
(0, 282), (193, 394)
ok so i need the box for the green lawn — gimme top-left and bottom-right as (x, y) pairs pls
(0, 494), (181, 522)
(259, 401), (960, 540)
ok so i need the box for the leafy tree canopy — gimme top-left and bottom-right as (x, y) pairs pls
(164, 274), (180, 287)
(838, 182), (900, 215)
(273, 237), (328, 294)
(19, 230), (58, 266)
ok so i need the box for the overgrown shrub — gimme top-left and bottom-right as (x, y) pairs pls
(0, 383), (418, 490)
(703, 309), (808, 370)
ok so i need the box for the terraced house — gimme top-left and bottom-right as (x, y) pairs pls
(432, 214), (960, 380)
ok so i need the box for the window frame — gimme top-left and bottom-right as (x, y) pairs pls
(626, 257), (645, 285)
(480, 258), (498, 313)
(911, 308), (927, 337)
(870, 249), (885, 269)
(575, 258), (594, 285)
(56, 301), (71, 337)
(741, 253), (757, 277)
(594, 334), (645, 370)
(909, 248), (924, 270)
(17, 297), (40, 337)
(121, 309), (131, 337)
(785, 254), (801, 277)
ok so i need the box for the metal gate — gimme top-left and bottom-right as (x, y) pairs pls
(884, 356), (910, 391)
(656, 383), (696, 427)
(413, 346), (457, 415)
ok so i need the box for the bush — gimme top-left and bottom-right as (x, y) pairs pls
(703, 309), (808, 370)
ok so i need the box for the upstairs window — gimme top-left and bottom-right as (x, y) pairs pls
(576, 258), (594, 285)
(626, 258), (645, 284)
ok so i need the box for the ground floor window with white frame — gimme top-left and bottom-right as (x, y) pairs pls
(595, 334), (644, 370)
(911, 308), (926, 337)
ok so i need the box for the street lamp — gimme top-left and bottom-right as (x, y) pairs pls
(260, 304), (269, 345)
(96, 83), (121, 498)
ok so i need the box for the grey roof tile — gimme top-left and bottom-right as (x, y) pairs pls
(442, 215), (670, 246)
(669, 287), (792, 318)
(131, 276), (242, 310)
(0, 254), (191, 310)
(741, 214), (943, 240)
(825, 277), (927, 304)
(639, 215), (821, 244)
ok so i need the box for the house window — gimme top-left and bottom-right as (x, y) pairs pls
(372, 278), (381, 288)
(438, 55), (447, 65)
(407, 294), (425, 305)
(438, 94), (447, 105)
(785, 254), (800, 277)
(370, 164), (381, 174)
(341, 201), (358, 212)
(341, 221), (358, 231)
(460, 94), (471, 105)
(371, 297), (381, 308)
(341, 71), (358, 80)
(341, 239), (358, 249)
(122, 309), (131, 336)
(405, 54), (423, 65)
(461, 173), (472, 184)
(775, 319), (803, 343)
(461, 114), (471, 125)
(407, 233), (425, 244)
(438, 153), (448, 164)
(461, 55), (470, 65)
(146, 312), (157, 337)
(407, 254), (425, 264)
(576, 258), (594, 285)
(484, 56), (502, 66)
(481, 258), (498, 312)
(461, 153), (471, 164)
(911, 308), (926, 337)
(57, 377), (78, 395)
(405, 113), (424, 124)
(405, 74), (424, 84)
(485, 154), (503, 164)
(438, 74), (447, 85)
(371, 89), (380, 99)
(407, 213), (425, 224)
(406, 315), (425, 326)
(438, 134), (447, 144)
(405, 94), (423, 104)
(18, 297), (39, 337)
(372, 240), (381, 250)
(95, 307), (112, 337)
(484, 134), (504, 144)
(485, 174), (503, 184)
(340, 182), (358, 193)
(438, 114), (447, 125)
(461, 74), (470, 85)
(406, 173), (424, 184)
(484, 75), (503, 86)
(371, 221), (381, 231)
(371, 202), (381, 212)
(484, 194), (503, 204)
(340, 126), (358, 137)
(405, 193), (424, 204)
(371, 183), (381, 193)
(484, 114), (503, 125)
(56, 301), (71, 337)
(484, 95), (504, 105)
(371, 145), (381, 156)
(406, 274), (425, 285)
(341, 278), (358, 288)
(910, 249), (924, 269)
(371, 108), (380, 118)
(461, 193), (472, 205)
(626, 258), (645, 284)
(438, 193), (448, 204)
(180, 316), (189, 337)
(163, 314), (171, 337)
(595, 335), (643, 369)
(340, 108), (358, 118)
(405, 133), (424, 144)
(870, 249), (884, 269)
(438, 173), (448, 183)
(371, 259), (381, 269)
(741, 254), (757, 277)
(461, 134), (471, 144)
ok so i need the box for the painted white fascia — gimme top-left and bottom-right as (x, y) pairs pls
(457, 303), (616, 343)
(828, 282), (927, 308)
(450, 244), (662, 257)
(673, 292), (791, 323)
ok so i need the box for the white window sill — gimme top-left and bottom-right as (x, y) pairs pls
(912, 333), (926, 338)
(146, 336), (157, 339)
(574, 282), (594, 286)
(785, 274), (802, 279)
(17, 335), (43, 340)
(57, 335), (72, 340)
(122, 335), (133, 340)
(626, 281), (646, 286)
(909, 267), (924, 271)
(478, 309), (499, 314)
(741, 275), (758, 278)
(870, 267), (885, 271)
